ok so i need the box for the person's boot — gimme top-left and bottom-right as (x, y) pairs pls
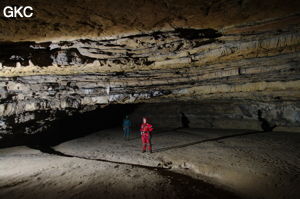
(142, 145), (146, 153)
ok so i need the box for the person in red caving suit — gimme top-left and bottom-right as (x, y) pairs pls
(140, 117), (153, 153)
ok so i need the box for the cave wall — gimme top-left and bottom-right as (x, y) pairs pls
(129, 102), (300, 132)
(0, 104), (136, 147)
(0, 0), (299, 137)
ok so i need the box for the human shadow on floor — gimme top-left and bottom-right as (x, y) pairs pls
(127, 127), (231, 141)
(26, 143), (240, 199)
(127, 128), (180, 141)
(127, 127), (226, 141)
(258, 110), (277, 132)
(154, 130), (266, 153)
(180, 112), (190, 128)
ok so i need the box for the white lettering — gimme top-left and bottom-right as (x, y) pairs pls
(14, 6), (24, 17)
(3, 6), (13, 18)
(23, 6), (33, 18)
(3, 6), (34, 18)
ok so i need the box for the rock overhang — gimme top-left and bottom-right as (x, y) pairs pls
(0, 0), (299, 42)
(0, 0), (300, 136)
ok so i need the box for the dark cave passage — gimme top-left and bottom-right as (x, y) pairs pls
(0, 101), (293, 148)
(0, 104), (138, 148)
(39, 104), (137, 146)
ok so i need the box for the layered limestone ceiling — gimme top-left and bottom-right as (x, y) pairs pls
(0, 0), (300, 134)
(0, 0), (299, 42)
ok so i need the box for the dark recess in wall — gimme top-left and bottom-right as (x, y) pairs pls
(0, 104), (137, 148)
(0, 41), (53, 66)
(175, 28), (222, 40)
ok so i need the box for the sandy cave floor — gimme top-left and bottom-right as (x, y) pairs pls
(0, 128), (299, 199)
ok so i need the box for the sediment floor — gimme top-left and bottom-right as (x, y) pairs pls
(0, 128), (299, 199)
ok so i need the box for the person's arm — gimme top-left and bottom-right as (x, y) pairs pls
(140, 124), (144, 135)
(148, 124), (153, 132)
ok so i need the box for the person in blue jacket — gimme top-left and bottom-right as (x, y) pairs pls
(122, 115), (132, 140)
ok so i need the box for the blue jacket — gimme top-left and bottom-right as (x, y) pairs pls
(123, 119), (131, 128)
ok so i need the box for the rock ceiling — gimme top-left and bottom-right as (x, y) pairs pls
(0, 0), (299, 134)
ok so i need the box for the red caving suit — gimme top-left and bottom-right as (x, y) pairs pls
(140, 122), (153, 152)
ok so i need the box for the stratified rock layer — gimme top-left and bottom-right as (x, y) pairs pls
(0, 1), (300, 136)
(0, 0), (299, 42)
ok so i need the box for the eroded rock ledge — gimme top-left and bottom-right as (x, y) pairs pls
(0, 28), (222, 69)
(0, 14), (300, 136)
